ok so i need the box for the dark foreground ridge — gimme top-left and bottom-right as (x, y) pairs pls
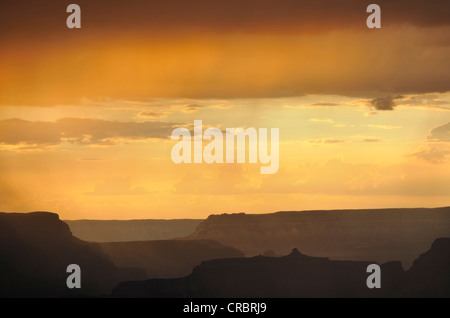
(112, 238), (450, 298)
(0, 212), (145, 297)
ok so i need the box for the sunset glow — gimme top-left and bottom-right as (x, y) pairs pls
(1, 0), (449, 219)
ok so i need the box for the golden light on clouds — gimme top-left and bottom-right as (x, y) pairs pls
(0, 1), (449, 219)
(2, 26), (450, 105)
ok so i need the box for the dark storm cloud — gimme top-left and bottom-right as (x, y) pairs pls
(1, 1), (449, 105)
(369, 96), (403, 111)
(1, 0), (450, 41)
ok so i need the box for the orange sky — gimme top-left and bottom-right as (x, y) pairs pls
(0, 1), (449, 219)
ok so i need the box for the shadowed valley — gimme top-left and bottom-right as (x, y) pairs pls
(65, 219), (202, 242)
(98, 240), (243, 278)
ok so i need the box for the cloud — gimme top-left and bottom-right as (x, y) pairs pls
(181, 104), (204, 113)
(134, 101), (224, 118)
(363, 138), (382, 143)
(410, 122), (450, 163)
(369, 96), (402, 111)
(410, 145), (450, 164)
(427, 122), (450, 141)
(284, 101), (352, 109)
(395, 94), (450, 109)
(0, 118), (177, 148)
(2, 0), (450, 42)
(1, 2), (450, 105)
(311, 102), (340, 107)
(367, 124), (402, 130)
(137, 111), (168, 118)
(307, 138), (345, 144)
(309, 118), (334, 124)
(86, 177), (150, 196)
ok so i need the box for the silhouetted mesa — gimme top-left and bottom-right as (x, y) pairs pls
(65, 219), (202, 242)
(98, 240), (243, 279)
(112, 248), (406, 298)
(112, 239), (450, 298)
(0, 212), (145, 297)
(187, 207), (450, 268)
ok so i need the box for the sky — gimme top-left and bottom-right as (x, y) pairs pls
(0, 0), (449, 219)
